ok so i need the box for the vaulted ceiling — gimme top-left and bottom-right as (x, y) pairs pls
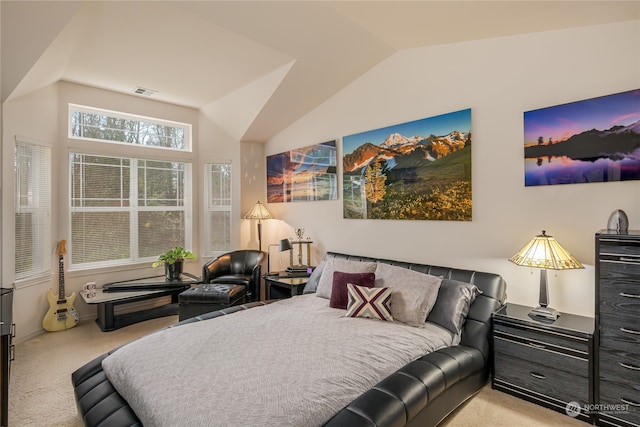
(2, 1), (638, 142)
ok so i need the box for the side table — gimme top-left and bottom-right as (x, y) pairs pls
(492, 303), (594, 423)
(264, 274), (309, 300)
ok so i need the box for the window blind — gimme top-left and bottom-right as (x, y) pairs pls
(15, 138), (52, 280)
(205, 163), (231, 255)
(70, 152), (191, 268)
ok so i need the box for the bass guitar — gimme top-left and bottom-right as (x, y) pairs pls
(43, 240), (79, 332)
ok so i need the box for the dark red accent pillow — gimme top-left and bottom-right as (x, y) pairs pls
(329, 271), (376, 309)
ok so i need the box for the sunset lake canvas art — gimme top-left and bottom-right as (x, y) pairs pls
(524, 89), (640, 186)
(342, 109), (472, 221)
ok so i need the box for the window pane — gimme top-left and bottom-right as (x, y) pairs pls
(15, 141), (51, 279)
(70, 154), (130, 207)
(71, 212), (130, 264)
(209, 163), (231, 206)
(70, 152), (190, 268)
(206, 163), (231, 254)
(138, 211), (186, 258)
(70, 105), (189, 151)
(15, 213), (33, 276)
(208, 211), (231, 252)
(138, 160), (185, 207)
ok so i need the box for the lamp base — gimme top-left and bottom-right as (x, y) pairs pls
(529, 305), (560, 322)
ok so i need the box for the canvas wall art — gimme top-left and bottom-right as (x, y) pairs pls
(524, 89), (640, 186)
(342, 109), (472, 221)
(267, 140), (337, 203)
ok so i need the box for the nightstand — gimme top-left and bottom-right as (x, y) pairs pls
(264, 274), (309, 300)
(492, 303), (595, 423)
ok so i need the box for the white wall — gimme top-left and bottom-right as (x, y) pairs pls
(240, 141), (268, 251)
(264, 21), (640, 318)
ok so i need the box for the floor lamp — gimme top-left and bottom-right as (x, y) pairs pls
(244, 201), (273, 252)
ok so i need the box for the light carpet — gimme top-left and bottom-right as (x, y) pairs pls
(10, 316), (586, 427)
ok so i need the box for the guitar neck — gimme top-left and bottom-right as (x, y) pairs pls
(58, 255), (65, 301)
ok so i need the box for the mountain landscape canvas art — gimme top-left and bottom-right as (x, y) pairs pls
(524, 89), (640, 186)
(267, 140), (337, 203)
(342, 109), (472, 220)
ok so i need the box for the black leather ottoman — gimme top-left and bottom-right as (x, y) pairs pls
(178, 284), (246, 321)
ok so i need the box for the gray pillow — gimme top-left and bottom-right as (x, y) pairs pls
(427, 279), (481, 335)
(374, 263), (442, 328)
(316, 258), (377, 299)
(303, 261), (325, 294)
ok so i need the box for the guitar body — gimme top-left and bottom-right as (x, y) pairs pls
(43, 289), (79, 332)
(43, 240), (79, 332)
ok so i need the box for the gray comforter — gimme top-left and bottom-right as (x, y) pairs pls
(102, 294), (455, 427)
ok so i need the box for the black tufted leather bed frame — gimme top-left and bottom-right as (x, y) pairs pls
(71, 251), (506, 427)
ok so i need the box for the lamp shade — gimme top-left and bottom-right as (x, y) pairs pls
(267, 238), (293, 274)
(243, 201), (273, 220)
(509, 230), (583, 270)
(509, 230), (583, 321)
(279, 238), (293, 252)
(244, 201), (272, 252)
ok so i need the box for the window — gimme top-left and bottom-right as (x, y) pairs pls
(15, 138), (52, 280)
(204, 163), (231, 255)
(67, 105), (194, 269)
(69, 152), (191, 268)
(69, 104), (191, 151)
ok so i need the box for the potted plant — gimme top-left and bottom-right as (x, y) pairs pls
(152, 246), (196, 281)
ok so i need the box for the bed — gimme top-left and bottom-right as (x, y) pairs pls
(72, 251), (507, 426)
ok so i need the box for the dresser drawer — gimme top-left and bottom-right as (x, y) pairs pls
(600, 313), (640, 353)
(494, 336), (589, 403)
(600, 280), (640, 318)
(599, 346), (640, 383)
(494, 334), (589, 376)
(599, 380), (640, 425)
(599, 238), (640, 260)
(494, 323), (589, 354)
(599, 260), (640, 285)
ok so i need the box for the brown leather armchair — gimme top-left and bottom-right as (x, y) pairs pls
(202, 250), (265, 302)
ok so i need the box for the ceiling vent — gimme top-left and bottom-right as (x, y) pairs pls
(133, 87), (157, 96)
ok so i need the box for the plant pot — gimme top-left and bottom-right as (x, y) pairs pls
(165, 261), (184, 281)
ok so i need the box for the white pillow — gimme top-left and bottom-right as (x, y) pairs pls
(316, 258), (377, 299)
(374, 262), (442, 327)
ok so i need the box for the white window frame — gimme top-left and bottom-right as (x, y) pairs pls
(203, 162), (232, 257)
(69, 152), (192, 270)
(68, 104), (192, 152)
(14, 136), (52, 283)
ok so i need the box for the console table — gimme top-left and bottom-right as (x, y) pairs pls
(81, 274), (200, 331)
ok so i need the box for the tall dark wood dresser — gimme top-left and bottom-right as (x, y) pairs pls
(596, 230), (640, 427)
